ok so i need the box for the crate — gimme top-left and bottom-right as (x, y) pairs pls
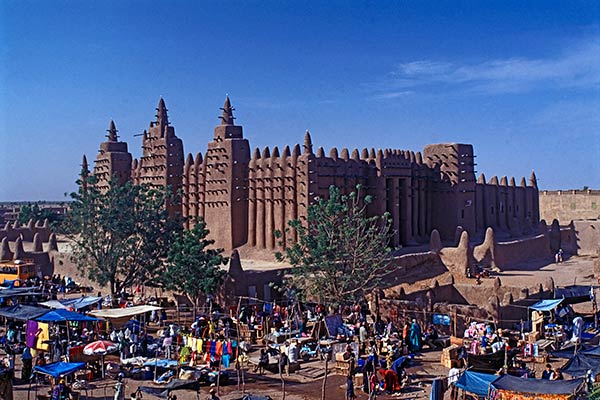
(450, 336), (464, 346)
(441, 358), (461, 369)
(335, 360), (351, 376)
(533, 354), (548, 364)
(441, 344), (460, 368)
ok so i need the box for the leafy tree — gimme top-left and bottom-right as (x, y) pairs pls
(276, 185), (395, 306)
(18, 203), (65, 230)
(163, 220), (228, 317)
(64, 171), (179, 300)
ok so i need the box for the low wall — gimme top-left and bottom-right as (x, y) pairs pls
(494, 234), (551, 267)
(572, 220), (600, 256)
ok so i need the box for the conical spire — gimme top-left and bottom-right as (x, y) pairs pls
(219, 95), (235, 125)
(156, 97), (169, 126)
(33, 233), (43, 252)
(303, 130), (313, 154)
(529, 170), (538, 188)
(48, 233), (59, 252)
(13, 237), (25, 260)
(0, 238), (12, 261)
(107, 120), (118, 141)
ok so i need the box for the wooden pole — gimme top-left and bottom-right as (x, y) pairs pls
(235, 297), (242, 392)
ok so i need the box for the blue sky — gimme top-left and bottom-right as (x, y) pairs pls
(1, 0), (598, 201)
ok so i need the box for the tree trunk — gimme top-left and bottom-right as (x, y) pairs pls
(110, 280), (117, 306)
(193, 297), (198, 322)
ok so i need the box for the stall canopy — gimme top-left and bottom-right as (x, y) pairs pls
(562, 354), (600, 377)
(555, 285), (593, 305)
(468, 348), (515, 373)
(454, 371), (497, 397)
(530, 298), (564, 312)
(0, 304), (49, 321)
(138, 379), (200, 398)
(491, 375), (584, 394)
(33, 362), (87, 378)
(89, 305), (162, 319)
(39, 296), (103, 311)
(35, 309), (100, 322)
(0, 287), (41, 298)
(555, 344), (600, 359)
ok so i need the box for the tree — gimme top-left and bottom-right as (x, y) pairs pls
(64, 171), (179, 300)
(276, 185), (395, 306)
(18, 203), (65, 230)
(162, 220), (228, 317)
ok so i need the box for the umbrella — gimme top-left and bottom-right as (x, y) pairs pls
(83, 340), (118, 356)
(83, 340), (118, 379)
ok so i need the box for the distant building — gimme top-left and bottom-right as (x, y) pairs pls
(87, 97), (540, 258)
(0, 203), (69, 225)
(540, 189), (600, 223)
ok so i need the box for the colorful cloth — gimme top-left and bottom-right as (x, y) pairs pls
(26, 320), (38, 348)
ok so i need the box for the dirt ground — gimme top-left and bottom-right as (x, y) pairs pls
(15, 250), (597, 400)
(11, 350), (439, 400)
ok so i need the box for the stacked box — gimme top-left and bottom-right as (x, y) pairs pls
(441, 345), (460, 368)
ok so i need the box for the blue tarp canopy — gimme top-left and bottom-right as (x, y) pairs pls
(491, 375), (584, 394)
(33, 362), (86, 377)
(554, 344), (600, 359)
(562, 354), (600, 377)
(35, 309), (99, 322)
(454, 371), (497, 396)
(530, 298), (563, 312)
(0, 304), (49, 321)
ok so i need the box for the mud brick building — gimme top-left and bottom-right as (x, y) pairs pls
(87, 97), (540, 258)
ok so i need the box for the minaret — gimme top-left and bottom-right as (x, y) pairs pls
(92, 120), (132, 191)
(203, 96), (250, 251)
(137, 97), (184, 216)
(214, 95), (243, 140)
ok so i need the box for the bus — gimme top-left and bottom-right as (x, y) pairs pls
(0, 260), (38, 286)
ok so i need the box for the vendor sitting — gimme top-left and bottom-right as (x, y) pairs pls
(50, 379), (72, 400)
(423, 325), (443, 351)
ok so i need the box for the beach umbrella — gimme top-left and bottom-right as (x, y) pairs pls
(83, 340), (117, 378)
(83, 340), (117, 355)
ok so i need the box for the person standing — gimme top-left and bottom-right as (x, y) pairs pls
(343, 345), (356, 400)
(359, 323), (368, 354)
(409, 319), (422, 353)
(114, 373), (125, 400)
(368, 371), (379, 400)
(21, 347), (33, 381)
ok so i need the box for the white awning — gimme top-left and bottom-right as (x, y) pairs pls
(89, 305), (162, 319)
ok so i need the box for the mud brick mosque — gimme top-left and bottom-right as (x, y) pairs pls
(86, 97), (540, 259)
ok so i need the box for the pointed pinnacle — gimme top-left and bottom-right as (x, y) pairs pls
(219, 95), (235, 125)
(303, 130), (313, 154)
(156, 97), (169, 125)
(107, 119), (118, 141)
